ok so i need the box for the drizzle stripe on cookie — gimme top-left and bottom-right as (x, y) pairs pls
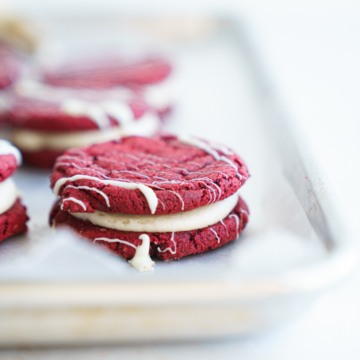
(54, 174), (158, 214)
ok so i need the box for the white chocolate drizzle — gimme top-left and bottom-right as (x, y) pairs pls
(61, 98), (151, 131)
(229, 214), (240, 238)
(158, 199), (166, 210)
(94, 234), (154, 272)
(128, 234), (155, 272)
(94, 237), (136, 249)
(210, 228), (221, 243)
(157, 231), (177, 255)
(65, 185), (110, 207)
(240, 208), (249, 217)
(167, 190), (185, 210)
(61, 197), (87, 211)
(220, 219), (229, 235)
(190, 170), (229, 179)
(61, 99), (112, 129)
(179, 135), (241, 178)
(54, 174), (158, 214)
(112, 170), (150, 179)
(0, 140), (22, 165)
(100, 100), (134, 126)
(208, 141), (234, 155)
(15, 81), (136, 130)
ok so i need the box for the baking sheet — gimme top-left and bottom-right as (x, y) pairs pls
(0, 19), (327, 282)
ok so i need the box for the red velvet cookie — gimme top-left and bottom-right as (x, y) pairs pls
(43, 58), (171, 89)
(50, 135), (250, 269)
(51, 135), (249, 215)
(4, 82), (166, 168)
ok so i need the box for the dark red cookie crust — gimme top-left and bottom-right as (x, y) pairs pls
(21, 149), (64, 169)
(43, 59), (171, 89)
(0, 154), (17, 182)
(0, 199), (29, 242)
(50, 197), (249, 261)
(52, 135), (250, 216)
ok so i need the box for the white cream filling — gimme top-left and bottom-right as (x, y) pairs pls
(71, 192), (239, 233)
(0, 177), (17, 215)
(11, 112), (161, 151)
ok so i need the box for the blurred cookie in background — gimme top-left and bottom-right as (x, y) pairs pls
(43, 57), (171, 89)
(3, 81), (170, 168)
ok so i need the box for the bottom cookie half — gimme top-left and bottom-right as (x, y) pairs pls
(50, 197), (249, 261)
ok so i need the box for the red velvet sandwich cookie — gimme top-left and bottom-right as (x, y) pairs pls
(50, 135), (250, 271)
(0, 140), (29, 242)
(4, 81), (167, 168)
(43, 58), (171, 89)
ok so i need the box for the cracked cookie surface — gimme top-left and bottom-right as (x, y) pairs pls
(51, 135), (250, 215)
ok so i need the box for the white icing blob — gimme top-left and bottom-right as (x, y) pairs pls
(71, 192), (238, 233)
(94, 234), (155, 272)
(0, 177), (17, 215)
(54, 174), (158, 214)
(0, 140), (22, 165)
(11, 112), (161, 151)
(94, 235), (154, 272)
(128, 234), (155, 272)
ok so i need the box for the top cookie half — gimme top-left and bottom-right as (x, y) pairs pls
(51, 135), (249, 215)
